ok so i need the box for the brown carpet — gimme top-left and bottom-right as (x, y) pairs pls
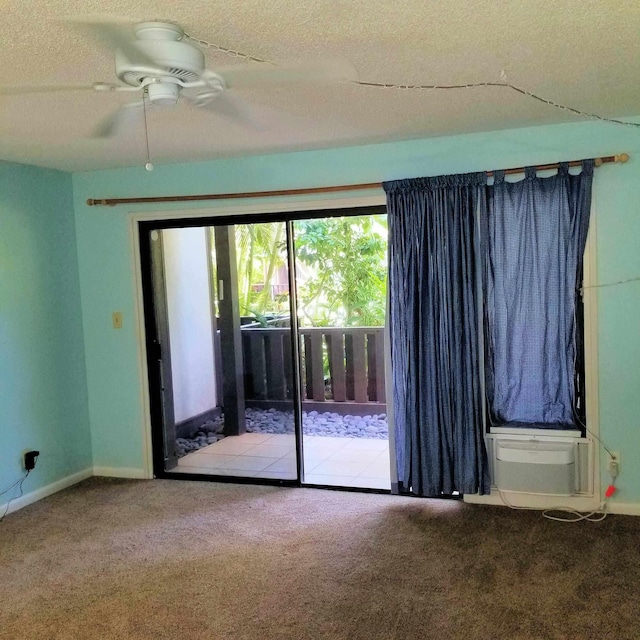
(0, 478), (639, 640)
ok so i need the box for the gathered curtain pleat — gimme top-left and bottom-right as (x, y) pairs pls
(384, 174), (490, 496)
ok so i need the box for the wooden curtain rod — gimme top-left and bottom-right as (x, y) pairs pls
(86, 153), (629, 207)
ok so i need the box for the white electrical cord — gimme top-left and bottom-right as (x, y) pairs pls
(542, 504), (608, 523)
(497, 455), (618, 523)
(497, 488), (610, 522)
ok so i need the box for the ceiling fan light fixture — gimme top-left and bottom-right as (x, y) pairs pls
(147, 81), (180, 105)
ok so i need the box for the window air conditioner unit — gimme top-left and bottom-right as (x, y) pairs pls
(494, 439), (575, 496)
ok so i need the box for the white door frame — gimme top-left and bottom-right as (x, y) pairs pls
(129, 193), (389, 480)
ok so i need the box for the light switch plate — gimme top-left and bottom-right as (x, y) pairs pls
(112, 312), (123, 329)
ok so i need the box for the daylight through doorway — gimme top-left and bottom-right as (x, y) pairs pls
(294, 215), (390, 489)
(142, 207), (391, 490)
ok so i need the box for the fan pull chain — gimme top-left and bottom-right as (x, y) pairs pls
(142, 92), (154, 172)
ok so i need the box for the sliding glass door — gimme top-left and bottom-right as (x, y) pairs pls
(140, 205), (390, 490)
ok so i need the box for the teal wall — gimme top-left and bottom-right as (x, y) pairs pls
(0, 161), (91, 498)
(72, 119), (640, 502)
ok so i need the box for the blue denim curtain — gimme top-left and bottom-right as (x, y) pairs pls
(384, 174), (490, 496)
(483, 161), (594, 428)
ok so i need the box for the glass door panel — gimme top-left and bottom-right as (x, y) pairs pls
(293, 215), (391, 489)
(150, 221), (297, 480)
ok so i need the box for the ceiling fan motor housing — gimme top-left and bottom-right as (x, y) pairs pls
(115, 21), (206, 95)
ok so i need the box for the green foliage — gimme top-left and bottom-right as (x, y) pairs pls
(212, 216), (388, 328)
(234, 222), (287, 320)
(294, 215), (387, 327)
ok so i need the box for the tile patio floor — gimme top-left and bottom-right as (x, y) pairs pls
(174, 433), (391, 490)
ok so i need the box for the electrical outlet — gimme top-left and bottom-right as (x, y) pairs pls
(609, 451), (620, 477)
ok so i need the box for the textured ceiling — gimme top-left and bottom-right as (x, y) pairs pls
(1, 0), (639, 171)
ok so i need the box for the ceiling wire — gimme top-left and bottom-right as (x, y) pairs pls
(184, 32), (275, 65)
(349, 79), (640, 129)
(185, 33), (640, 130)
(580, 276), (640, 291)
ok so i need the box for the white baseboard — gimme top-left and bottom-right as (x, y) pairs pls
(1, 467), (93, 517)
(464, 490), (601, 513)
(1, 466), (149, 518)
(607, 502), (640, 517)
(92, 466), (149, 479)
(465, 491), (640, 516)
(5, 466), (638, 518)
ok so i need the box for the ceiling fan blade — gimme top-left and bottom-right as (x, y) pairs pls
(63, 15), (158, 68)
(213, 58), (358, 90)
(0, 84), (99, 95)
(186, 92), (265, 131)
(92, 101), (144, 138)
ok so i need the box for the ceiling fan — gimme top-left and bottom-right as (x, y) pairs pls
(0, 18), (357, 138)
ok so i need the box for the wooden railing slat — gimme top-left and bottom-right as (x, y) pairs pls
(327, 334), (347, 402)
(283, 331), (294, 400)
(308, 331), (326, 402)
(266, 332), (285, 399)
(249, 332), (267, 400)
(350, 333), (368, 402)
(367, 333), (377, 401)
(374, 331), (386, 403)
(303, 335), (313, 400)
(345, 335), (354, 400)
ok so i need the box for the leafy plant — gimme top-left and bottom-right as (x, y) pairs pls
(210, 215), (388, 328)
(234, 222), (287, 319)
(294, 215), (387, 327)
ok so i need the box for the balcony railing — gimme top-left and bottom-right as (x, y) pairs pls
(238, 326), (386, 414)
